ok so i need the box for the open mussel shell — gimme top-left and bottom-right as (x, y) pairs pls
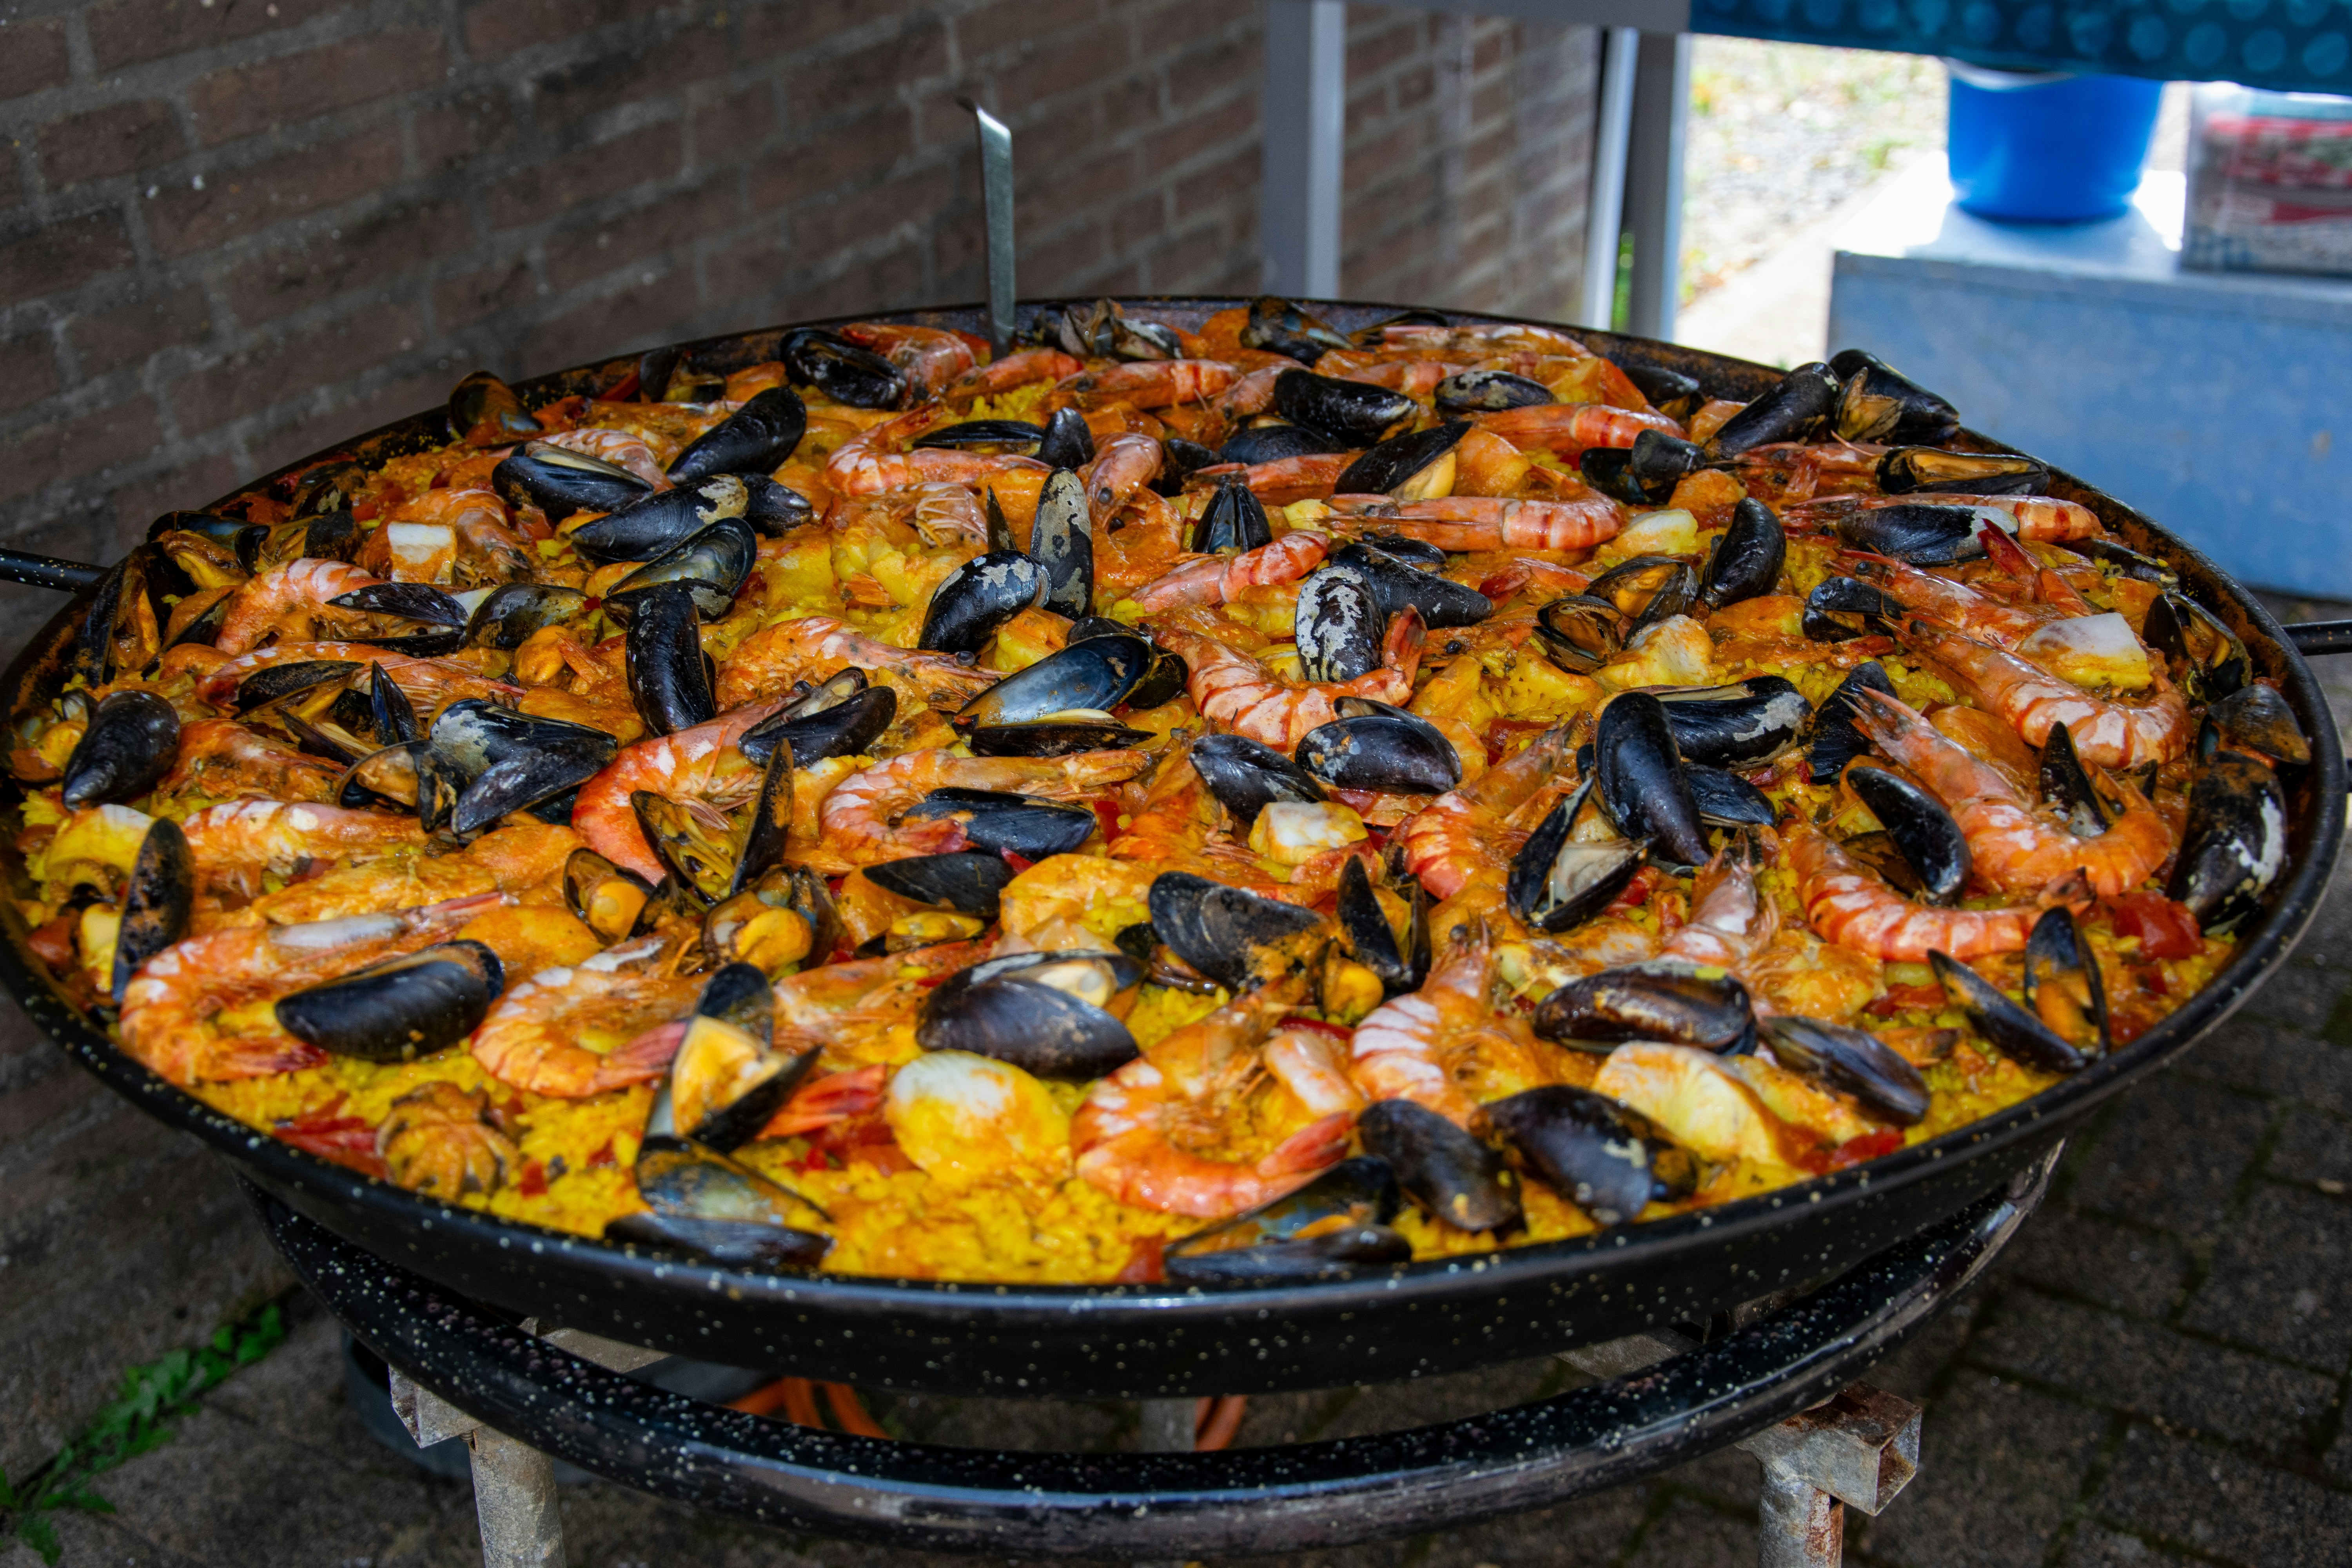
(919, 419), (1047, 450)
(60, 690), (179, 809)
(866, 851), (1014, 918)
(233, 659), (360, 715)
(1833, 503), (2002, 568)
(2038, 722), (2115, 837)
(708, 864), (837, 975)
(1327, 541), (1492, 628)
(492, 442), (650, 521)
(1240, 295), (1354, 365)
(1296, 703), (1461, 796)
(2166, 751), (2285, 934)
(1831, 351), (1960, 446)
(916, 950), (1143, 1080)
(1486, 1085), (1698, 1226)
(1294, 566), (1385, 684)
(301, 508), (365, 563)
(1808, 661), (1896, 784)
(669, 1007), (815, 1155)
(1652, 676), (1808, 769)
(1030, 468), (1094, 620)
(111, 818), (192, 1003)
(1803, 575), (1906, 641)
(448, 745), (614, 836)
(1273, 368), (1415, 447)
(1192, 732), (1326, 828)
(603, 1211), (830, 1270)
(1584, 556), (1698, 632)
(1147, 870), (1328, 992)
(565, 848), (655, 944)
(966, 717), (1148, 757)
(1684, 764), (1776, 828)
(1338, 858), (1430, 995)
(2144, 591), (2249, 704)
(1194, 475), (1275, 552)
(1594, 693), (1711, 871)
(919, 550), (1046, 655)
(1507, 780), (1644, 934)
(1624, 363), (1704, 419)
(626, 1130), (831, 1265)
(1703, 361), (1839, 459)
(955, 632), (1153, 730)
(465, 583), (590, 650)
(1434, 368), (1551, 414)
(740, 476), (814, 537)
(624, 581), (718, 735)
(2069, 537), (2178, 588)
(76, 550), (165, 686)
(1532, 595), (1623, 673)
(632, 788), (741, 906)
(1579, 446), (1667, 507)
(1163, 1156), (1408, 1283)
(1355, 532), (1447, 568)
(1357, 1099), (1519, 1234)
(1332, 421), (1469, 500)
(668, 386), (808, 485)
(1219, 423), (1344, 466)
(899, 787), (1092, 860)
(568, 475), (750, 564)
(449, 370), (540, 446)
(429, 698), (616, 780)
(1126, 645), (1189, 711)
(1036, 407), (1096, 470)
(275, 941), (503, 1063)
(603, 517), (758, 623)
(742, 672), (896, 767)
(732, 742), (796, 898)
(782, 327), (905, 408)
(2207, 683), (2309, 765)
(328, 581), (468, 630)
(1877, 446), (2047, 496)
(2021, 906), (2112, 1058)
(1534, 959), (1755, 1054)
(1929, 950), (2090, 1074)
(1759, 1015), (1931, 1125)
(1700, 497), (1787, 608)
(1845, 765), (1969, 906)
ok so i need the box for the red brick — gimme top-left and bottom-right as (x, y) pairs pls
(791, 165), (949, 258)
(1394, 64), (1436, 112)
(745, 111), (909, 211)
(769, 245), (925, 322)
(0, 211), (138, 302)
(190, 31), (447, 146)
(486, 122), (681, 229)
(1021, 218), (1104, 293)
(740, 0), (871, 59)
(1172, 145), (1255, 223)
(434, 259), (539, 333)
(220, 199), (456, 325)
(69, 285), (213, 375)
(1110, 190), (1165, 254)
(252, 369), (448, 474)
(39, 102), (185, 187)
(692, 85), (779, 170)
(697, 221), (791, 307)
(1347, 16), (1425, 82)
(412, 91), (519, 174)
(1141, 0), (1252, 56)
(145, 127), (405, 256)
(0, 156), (21, 211)
(87, 0), (343, 72)
(463, 0), (667, 59)
(1161, 42), (1258, 131)
(1143, 219), (1230, 289)
(0, 397), (162, 505)
(0, 16), (71, 99)
(527, 25), (730, 127)
(171, 301), (422, 435)
(542, 181), (738, 293)
(1102, 74), (1174, 139)
(957, 0), (1103, 65)
(786, 24), (948, 128)
(0, 332), (60, 415)
(520, 270), (693, 373)
(995, 24), (1132, 116)
(108, 453), (244, 533)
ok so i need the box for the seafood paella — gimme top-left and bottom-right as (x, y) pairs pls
(11, 300), (2295, 1286)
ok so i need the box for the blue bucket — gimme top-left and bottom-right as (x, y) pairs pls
(1945, 62), (2165, 222)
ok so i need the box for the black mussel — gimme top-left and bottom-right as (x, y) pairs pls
(916, 950), (1143, 1080)
(364, 662), (416, 747)
(1581, 447), (1669, 507)
(1294, 566), (1384, 683)
(76, 550), (162, 686)
(1700, 497), (1787, 609)
(1273, 369), (1416, 447)
(954, 632), (1152, 729)
(630, 1123), (830, 1258)
(167, 592), (234, 651)
(916, 419), (1045, 451)
(1654, 677), (1809, 769)
(111, 819), (192, 1003)
(1685, 764), (1777, 828)
(1194, 475), (1275, 553)
(1622, 363), (1705, 421)
(568, 475), (750, 564)
(634, 344), (682, 401)
(740, 475), (814, 536)
(1804, 575), (1907, 641)
(624, 581), (717, 735)
(1327, 541), (1492, 628)
(1067, 617), (1129, 642)
(1831, 351), (1960, 446)
(465, 583), (589, 650)
(604, 517), (758, 623)
(1877, 447), (2047, 497)
(1434, 368), (1552, 414)
(2022, 906), (2111, 1057)
(1155, 436), (1218, 494)
(1193, 733), (1326, 828)
(918, 551), (1046, 655)
(1296, 702), (1461, 795)
(1218, 422), (1345, 465)
(303, 509), (365, 563)
(2144, 592), (2249, 704)
(349, 628), (468, 659)
(2039, 722), (2114, 837)
(1332, 421), (1470, 500)
(866, 851), (1014, 918)
(1836, 832), (1927, 897)
(1507, 779), (1645, 933)
(1534, 959), (1755, 1053)
(1808, 662), (1896, 784)
(1358, 533), (1447, 569)
(292, 461), (368, 519)
(429, 700), (618, 834)
(329, 581), (468, 629)
(1110, 315), (1185, 360)
(60, 691), (178, 808)
(966, 718), (1148, 757)
(2166, 751), (2285, 934)
(1163, 1156), (1408, 1283)
(492, 441), (651, 521)
(632, 788), (738, 906)
(1703, 361), (1840, 459)
(730, 740), (796, 899)
(1486, 1085), (1698, 1226)
(669, 987), (814, 1151)
(1126, 644), (1189, 710)
(276, 941), (503, 1063)
(902, 788), (1098, 860)
(148, 508), (259, 559)
(2068, 537), (2178, 588)
(448, 370), (539, 446)
(1594, 693), (1710, 870)
(1336, 856), (1429, 996)
(233, 659), (358, 714)
(1357, 1099), (1519, 1233)
(707, 863), (837, 975)
(668, 387), (808, 485)
(781, 327), (905, 408)
(1148, 870), (1329, 991)
(2208, 683), (2309, 765)
(1832, 505), (1993, 568)
(742, 682), (897, 767)
(1349, 307), (1452, 346)
(1628, 428), (1707, 491)
(1532, 595), (1624, 673)
(413, 746), (463, 833)
(604, 1211), (829, 1269)
(1240, 296), (1353, 365)
(1846, 765), (1969, 905)
(1584, 555), (1698, 633)
(565, 848), (654, 943)
(1030, 469), (1093, 620)
(1929, 950), (2089, 1074)
(1758, 1015), (1930, 1125)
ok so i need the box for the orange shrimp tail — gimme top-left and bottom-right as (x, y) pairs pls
(1256, 1112), (1354, 1180)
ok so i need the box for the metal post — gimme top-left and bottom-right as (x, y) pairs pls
(465, 1428), (567, 1568)
(1138, 1397), (1195, 1453)
(1757, 1465), (1844, 1568)
(1261, 0), (1346, 297)
(1622, 30), (1689, 340)
(1580, 26), (1640, 330)
(964, 100), (1017, 354)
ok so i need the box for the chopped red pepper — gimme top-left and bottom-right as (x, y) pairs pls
(1114, 1236), (1166, 1285)
(273, 1098), (390, 1178)
(1000, 849), (1036, 873)
(1277, 1015), (1353, 1038)
(1093, 800), (1124, 841)
(598, 369), (642, 402)
(1603, 866), (1662, 916)
(586, 1140), (616, 1169)
(1866, 983), (1948, 1017)
(2108, 892), (2202, 960)
(1828, 1127), (1906, 1169)
(517, 1161), (550, 1197)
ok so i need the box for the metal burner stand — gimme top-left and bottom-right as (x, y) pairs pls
(250, 1148), (2049, 1568)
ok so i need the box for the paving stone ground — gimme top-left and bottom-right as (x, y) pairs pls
(7, 599), (2352, 1568)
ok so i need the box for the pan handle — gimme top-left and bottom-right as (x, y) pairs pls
(2288, 621), (2352, 658)
(0, 548), (106, 593)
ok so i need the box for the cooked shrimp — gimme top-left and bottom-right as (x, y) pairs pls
(181, 799), (430, 882)
(1127, 530), (1330, 612)
(814, 749), (1148, 869)
(1072, 976), (1351, 1218)
(1191, 454), (1355, 504)
(1474, 403), (1683, 458)
(1351, 922), (1553, 1126)
(536, 427), (668, 486)
(772, 940), (992, 1038)
(840, 322), (980, 399)
(1786, 821), (2056, 961)
(118, 894), (504, 1087)
(196, 642), (523, 712)
(1336, 359), (1452, 398)
(1393, 728), (1573, 899)
(1849, 689), (2174, 898)
(1475, 557), (1591, 603)
(714, 615), (999, 710)
(1661, 838), (1777, 970)
(826, 406), (1047, 496)
(1153, 608), (1426, 750)
(1380, 321), (1590, 358)
(1078, 433), (1164, 524)
(1063, 359), (1239, 410)
(378, 1083), (517, 1198)
(1905, 624), (2190, 766)
(158, 719), (341, 804)
(758, 1063), (887, 1140)
(1212, 364), (1286, 419)
(214, 823), (583, 931)
(946, 348), (1084, 402)
(570, 700), (784, 882)
(468, 935), (699, 1096)
(1330, 494), (1626, 552)
(1789, 492), (2102, 544)
(1844, 553), (2053, 647)
(214, 559), (388, 655)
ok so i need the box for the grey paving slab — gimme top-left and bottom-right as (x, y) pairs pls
(2182, 1181), (2352, 1368)
(1619, 1496), (1753, 1568)
(2180, 1019), (2352, 1118)
(2067, 1074), (2272, 1241)
(1848, 1376), (2108, 1568)
(1994, 1207), (2195, 1319)
(2268, 1106), (2352, 1191)
(2060, 1522), (2204, 1566)
(2093, 1423), (2352, 1567)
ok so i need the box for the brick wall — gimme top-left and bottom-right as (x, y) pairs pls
(0, 0), (1595, 1474)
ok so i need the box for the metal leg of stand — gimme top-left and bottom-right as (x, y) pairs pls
(1757, 1465), (1844, 1568)
(1261, 0), (1346, 296)
(1579, 25), (1640, 330)
(1130, 1399), (1197, 1568)
(1623, 29), (1689, 341)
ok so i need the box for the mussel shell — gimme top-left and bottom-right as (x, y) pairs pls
(1653, 676), (1809, 769)
(2038, 722), (2114, 837)
(1877, 447), (2047, 496)
(234, 659), (359, 714)
(622, 582), (717, 735)
(668, 386), (809, 484)
(1803, 575), (1907, 641)
(1326, 542), (1493, 628)
(2144, 592), (2249, 704)
(633, 1136), (827, 1239)
(740, 476), (814, 537)
(1685, 764), (1777, 828)
(1030, 468), (1094, 620)
(492, 442), (650, 521)
(603, 517), (758, 623)
(464, 583), (589, 650)
(111, 818), (192, 1003)
(1759, 1014), (1931, 1125)
(1594, 693), (1711, 870)
(426, 697), (617, 780)
(1702, 361), (1840, 459)
(1506, 780), (1645, 933)
(1125, 647), (1190, 711)
(1162, 1156), (1405, 1282)
(1293, 566), (1384, 683)
(1832, 352), (1960, 446)
(918, 551), (1046, 655)
(1808, 661), (1896, 785)
(77, 550), (162, 685)
(2021, 906), (2112, 1057)
(1350, 307), (1452, 345)
(668, 1018), (813, 1153)
(1218, 423), (1345, 465)
(915, 951), (1144, 1080)
(1846, 765), (1969, 905)
(1036, 407), (1098, 470)
(1336, 855), (1429, 996)
(568, 475), (750, 564)
(866, 851), (1014, 917)
(954, 632), (1152, 729)
(1626, 428), (1706, 490)
(603, 1212), (830, 1270)
(60, 690), (179, 808)
(1194, 476), (1275, 553)
(2207, 682), (2309, 765)
(782, 327), (906, 408)
(1147, 870), (1327, 992)
(275, 941), (503, 1063)
(1585, 555), (1697, 632)
(1192, 732), (1326, 828)
(2165, 751), (2285, 934)
(741, 684), (897, 768)
(1579, 447), (1667, 506)
(448, 370), (539, 445)
(1155, 436), (1220, 494)
(1532, 595), (1624, 673)
(917, 419), (1046, 450)
(1434, 369), (1552, 414)
(1929, 950), (2089, 1074)
(965, 720), (1149, 757)
(2069, 537), (2178, 588)
(1239, 296), (1354, 366)
(1272, 369), (1416, 447)
(631, 788), (737, 906)
(902, 788), (1098, 860)
(1358, 533), (1447, 568)
(1332, 421), (1469, 497)
(450, 744), (614, 836)
(1622, 363), (1705, 420)
(1699, 497), (1788, 609)
(695, 958), (777, 1040)
(1357, 1099), (1519, 1233)
(302, 510), (365, 562)
(1485, 1085), (1697, 1226)
(564, 848), (654, 943)
(1533, 958), (1755, 1053)
(330, 581), (469, 628)
(1296, 710), (1461, 795)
